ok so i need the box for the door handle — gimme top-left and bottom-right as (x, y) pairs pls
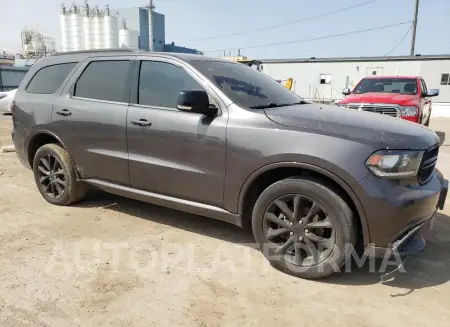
(56, 109), (72, 116)
(131, 119), (152, 127)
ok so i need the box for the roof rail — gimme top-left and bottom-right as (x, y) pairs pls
(50, 48), (143, 57)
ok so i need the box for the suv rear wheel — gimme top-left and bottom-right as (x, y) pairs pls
(252, 177), (356, 279)
(33, 144), (87, 205)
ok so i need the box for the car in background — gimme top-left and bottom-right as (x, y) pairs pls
(337, 76), (439, 126)
(0, 89), (17, 115)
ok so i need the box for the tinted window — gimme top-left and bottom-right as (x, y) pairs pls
(74, 61), (130, 102)
(26, 63), (77, 94)
(1, 70), (27, 88)
(440, 74), (449, 86)
(138, 61), (203, 108)
(353, 78), (418, 95)
(191, 60), (302, 109)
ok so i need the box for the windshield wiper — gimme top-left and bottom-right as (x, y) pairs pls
(249, 101), (307, 109)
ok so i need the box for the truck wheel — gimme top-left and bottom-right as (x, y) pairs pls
(33, 144), (87, 206)
(252, 177), (356, 279)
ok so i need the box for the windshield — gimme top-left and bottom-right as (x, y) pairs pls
(353, 78), (418, 95)
(191, 60), (303, 108)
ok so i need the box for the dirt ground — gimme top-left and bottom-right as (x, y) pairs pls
(1, 116), (450, 327)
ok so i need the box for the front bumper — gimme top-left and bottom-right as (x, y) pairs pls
(359, 169), (447, 257)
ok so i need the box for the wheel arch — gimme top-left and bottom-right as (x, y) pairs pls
(27, 130), (68, 167)
(238, 162), (370, 246)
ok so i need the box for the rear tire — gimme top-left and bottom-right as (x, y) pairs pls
(33, 144), (87, 205)
(252, 177), (356, 279)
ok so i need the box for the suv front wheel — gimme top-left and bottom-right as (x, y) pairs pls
(252, 177), (356, 279)
(33, 144), (87, 205)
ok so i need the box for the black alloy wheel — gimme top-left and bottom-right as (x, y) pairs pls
(33, 143), (87, 205)
(263, 194), (335, 267)
(37, 153), (66, 199)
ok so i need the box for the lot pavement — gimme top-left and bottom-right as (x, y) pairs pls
(1, 117), (450, 327)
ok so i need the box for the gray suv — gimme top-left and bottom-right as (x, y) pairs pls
(11, 50), (448, 279)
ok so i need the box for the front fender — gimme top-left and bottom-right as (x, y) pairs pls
(235, 160), (371, 246)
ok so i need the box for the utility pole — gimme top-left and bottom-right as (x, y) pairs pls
(410, 0), (419, 56)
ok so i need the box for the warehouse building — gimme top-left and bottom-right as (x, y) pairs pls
(261, 54), (450, 116)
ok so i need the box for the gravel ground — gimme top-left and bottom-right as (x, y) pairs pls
(1, 117), (450, 327)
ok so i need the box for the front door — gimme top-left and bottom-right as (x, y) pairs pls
(127, 58), (227, 207)
(52, 58), (134, 185)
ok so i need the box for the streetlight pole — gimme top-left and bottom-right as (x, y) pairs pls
(410, 0), (420, 56)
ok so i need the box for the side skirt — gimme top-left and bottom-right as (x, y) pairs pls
(84, 179), (242, 227)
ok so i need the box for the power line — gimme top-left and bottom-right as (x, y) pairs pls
(384, 23), (413, 56)
(186, 0), (380, 42)
(203, 21), (413, 53)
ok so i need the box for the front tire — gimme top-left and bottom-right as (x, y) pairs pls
(252, 177), (356, 279)
(33, 143), (87, 205)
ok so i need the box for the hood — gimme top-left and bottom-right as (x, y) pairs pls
(339, 92), (419, 106)
(264, 103), (439, 150)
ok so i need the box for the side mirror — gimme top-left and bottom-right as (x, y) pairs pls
(426, 89), (439, 97)
(176, 90), (217, 116)
(342, 88), (351, 96)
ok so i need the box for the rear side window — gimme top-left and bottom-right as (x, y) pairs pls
(26, 63), (77, 94)
(74, 60), (130, 102)
(138, 61), (203, 108)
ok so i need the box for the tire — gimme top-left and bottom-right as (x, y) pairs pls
(252, 177), (356, 279)
(33, 143), (87, 205)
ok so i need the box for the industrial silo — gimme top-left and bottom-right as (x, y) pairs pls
(92, 7), (103, 49)
(118, 20), (139, 50)
(83, 2), (93, 50)
(71, 4), (84, 51)
(60, 4), (72, 52)
(103, 5), (118, 48)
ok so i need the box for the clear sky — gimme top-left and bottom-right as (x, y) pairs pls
(0, 0), (449, 59)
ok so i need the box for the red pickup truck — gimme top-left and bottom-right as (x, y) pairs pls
(337, 76), (439, 126)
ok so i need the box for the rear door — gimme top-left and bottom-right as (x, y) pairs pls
(420, 78), (431, 123)
(126, 57), (227, 207)
(52, 57), (134, 185)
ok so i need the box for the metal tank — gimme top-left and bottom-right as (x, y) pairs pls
(83, 2), (93, 50)
(103, 5), (118, 49)
(92, 6), (103, 49)
(71, 4), (84, 51)
(118, 20), (139, 50)
(60, 4), (72, 52)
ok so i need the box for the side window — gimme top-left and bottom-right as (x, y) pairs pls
(441, 74), (450, 86)
(420, 79), (428, 95)
(138, 61), (203, 108)
(26, 63), (77, 94)
(74, 60), (130, 102)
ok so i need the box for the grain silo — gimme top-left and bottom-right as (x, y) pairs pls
(118, 20), (139, 50)
(60, 2), (119, 52)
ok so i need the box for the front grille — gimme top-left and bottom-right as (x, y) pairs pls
(347, 104), (399, 117)
(418, 145), (439, 184)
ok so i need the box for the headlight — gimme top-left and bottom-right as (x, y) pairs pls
(398, 106), (418, 116)
(366, 150), (424, 179)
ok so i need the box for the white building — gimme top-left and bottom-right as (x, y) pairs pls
(261, 55), (450, 117)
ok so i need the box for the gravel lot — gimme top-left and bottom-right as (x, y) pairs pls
(1, 116), (450, 327)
